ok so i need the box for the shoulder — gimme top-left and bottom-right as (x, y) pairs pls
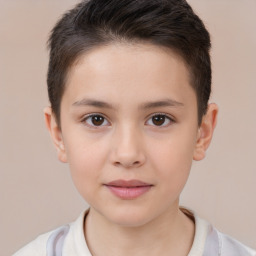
(216, 230), (256, 256)
(13, 225), (70, 256)
(13, 224), (73, 256)
(12, 231), (52, 256)
(203, 219), (256, 256)
(182, 207), (256, 256)
(13, 210), (89, 256)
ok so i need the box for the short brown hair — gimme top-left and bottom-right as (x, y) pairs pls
(47, 0), (211, 126)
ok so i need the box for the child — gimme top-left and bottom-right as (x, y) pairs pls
(14, 0), (256, 255)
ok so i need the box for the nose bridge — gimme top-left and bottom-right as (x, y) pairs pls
(111, 122), (145, 168)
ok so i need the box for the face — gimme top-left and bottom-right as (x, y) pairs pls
(46, 43), (216, 227)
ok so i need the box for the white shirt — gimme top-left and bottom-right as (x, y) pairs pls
(13, 209), (256, 256)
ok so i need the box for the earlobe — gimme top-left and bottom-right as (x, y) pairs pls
(193, 103), (218, 161)
(44, 107), (67, 163)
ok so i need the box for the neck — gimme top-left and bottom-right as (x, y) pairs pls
(84, 204), (195, 256)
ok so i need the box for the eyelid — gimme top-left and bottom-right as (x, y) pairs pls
(80, 112), (175, 128)
(81, 113), (111, 128)
(145, 112), (175, 127)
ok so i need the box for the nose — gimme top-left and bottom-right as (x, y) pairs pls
(110, 125), (146, 169)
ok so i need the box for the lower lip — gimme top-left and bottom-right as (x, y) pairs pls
(105, 185), (152, 200)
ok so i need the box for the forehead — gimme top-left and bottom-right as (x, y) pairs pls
(73, 43), (188, 76)
(63, 43), (195, 108)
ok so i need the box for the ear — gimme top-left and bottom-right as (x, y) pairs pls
(193, 103), (218, 161)
(44, 107), (67, 163)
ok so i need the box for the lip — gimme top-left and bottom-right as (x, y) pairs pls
(104, 179), (153, 200)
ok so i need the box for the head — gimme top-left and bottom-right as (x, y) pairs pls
(44, 0), (218, 226)
(47, 0), (212, 127)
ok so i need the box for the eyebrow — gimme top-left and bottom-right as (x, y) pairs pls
(72, 98), (184, 110)
(72, 99), (115, 109)
(139, 99), (184, 109)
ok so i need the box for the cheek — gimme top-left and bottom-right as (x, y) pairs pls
(65, 135), (109, 191)
(148, 130), (196, 182)
(153, 148), (192, 199)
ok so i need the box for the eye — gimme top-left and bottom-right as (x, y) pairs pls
(146, 113), (174, 127)
(82, 114), (110, 127)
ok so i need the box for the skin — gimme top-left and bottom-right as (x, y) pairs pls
(45, 43), (218, 256)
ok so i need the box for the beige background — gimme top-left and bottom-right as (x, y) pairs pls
(1, 0), (255, 255)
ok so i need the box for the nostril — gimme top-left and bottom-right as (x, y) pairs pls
(127, 161), (142, 168)
(114, 160), (141, 168)
(114, 161), (121, 167)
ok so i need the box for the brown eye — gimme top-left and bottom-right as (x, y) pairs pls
(91, 115), (104, 126)
(83, 114), (109, 127)
(146, 114), (173, 127)
(152, 115), (166, 126)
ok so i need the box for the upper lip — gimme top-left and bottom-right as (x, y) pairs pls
(105, 179), (152, 187)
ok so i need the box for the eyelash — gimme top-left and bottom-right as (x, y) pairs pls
(81, 112), (175, 128)
(146, 112), (175, 127)
(81, 113), (109, 128)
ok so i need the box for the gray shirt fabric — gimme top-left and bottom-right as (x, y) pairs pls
(13, 208), (256, 256)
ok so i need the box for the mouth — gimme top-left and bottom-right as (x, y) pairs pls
(104, 179), (153, 200)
